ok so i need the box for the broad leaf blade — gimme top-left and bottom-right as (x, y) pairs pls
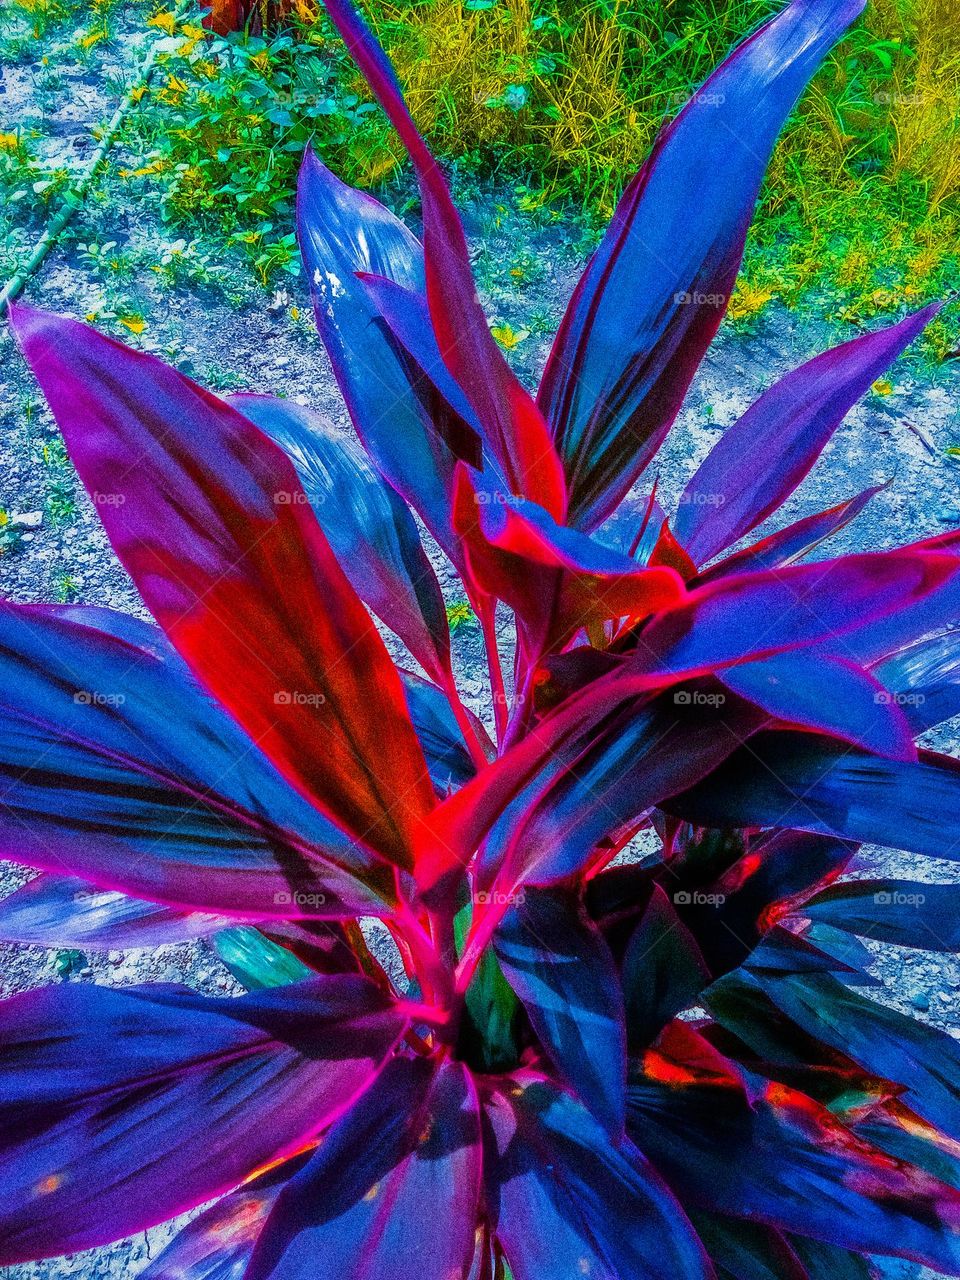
(0, 976), (407, 1263)
(494, 886), (627, 1135)
(232, 392), (452, 684)
(484, 1073), (712, 1280)
(11, 305), (434, 868)
(676, 306), (938, 564)
(246, 1055), (481, 1280)
(538, 0), (865, 528)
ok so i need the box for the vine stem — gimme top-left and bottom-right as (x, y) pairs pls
(0, 1), (191, 312)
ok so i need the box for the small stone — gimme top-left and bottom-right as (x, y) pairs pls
(11, 510), (42, 528)
(107, 950), (122, 966)
(909, 989), (930, 1011)
(937, 504), (960, 524)
(273, 355), (291, 368)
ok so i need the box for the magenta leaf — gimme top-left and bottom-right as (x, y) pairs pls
(232, 392), (452, 685)
(675, 306), (939, 564)
(0, 976), (407, 1263)
(484, 1072), (713, 1280)
(10, 304), (434, 869)
(317, 0), (567, 517)
(246, 1055), (481, 1280)
(538, 0), (866, 529)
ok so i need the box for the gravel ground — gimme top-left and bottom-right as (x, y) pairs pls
(3, 15), (960, 1280)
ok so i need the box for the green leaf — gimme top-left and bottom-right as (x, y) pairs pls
(213, 926), (314, 990)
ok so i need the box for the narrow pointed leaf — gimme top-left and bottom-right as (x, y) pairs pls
(621, 885), (711, 1051)
(246, 1055), (481, 1280)
(318, 0), (567, 516)
(696, 485), (884, 584)
(0, 976), (407, 1263)
(11, 305), (434, 868)
(676, 306), (939, 564)
(484, 1073), (713, 1280)
(494, 886), (627, 1135)
(799, 879), (960, 952)
(232, 392), (452, 683)
(538, 0), (865, 528)
(296, 149), (460, 559)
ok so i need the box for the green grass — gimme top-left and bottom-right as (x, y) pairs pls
(1, 0), (958, 349)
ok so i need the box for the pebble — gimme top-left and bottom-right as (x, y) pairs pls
(11, 510), (42, 528)
(909, 989), (931, 1011)
(937, 504), (960, 524)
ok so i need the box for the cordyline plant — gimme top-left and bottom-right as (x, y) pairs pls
(6, 0), (960, 1275)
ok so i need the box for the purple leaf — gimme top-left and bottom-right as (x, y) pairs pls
(629, 1025), (960, 1272)
(675, 306), (939, 564)
(632, 549), (960, 683)
(669, 733), (960, 864)
(231, 392), (452, 685)
(11, 304), (435, 870)
(140, 1157), (303, 1280)
(0, 602), (397, 916)
(871, 627), (960, 732)
(494, 886), (627, 1136)
(296, 150), (460, 558)
(246, 1055), (481, 1280)
(696, 484), (884, 584)
(484, 1072), (713, 1280)
(537, 0), (866, 529)
(718, 650), (916, 758)
(317, 0), (567, 518)
(0, 976), (408, 1263)
(0, 875), (226, 948)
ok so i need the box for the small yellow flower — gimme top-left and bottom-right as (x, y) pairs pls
(148, 10), (178, 34)
(872, 379), (894, 397)
(0, 132), (20, 153)
(490, 323), (530, 350)
(289, 306), (300, 321)
(79, 29), (107, 49)
(117, 315), (146, 335)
